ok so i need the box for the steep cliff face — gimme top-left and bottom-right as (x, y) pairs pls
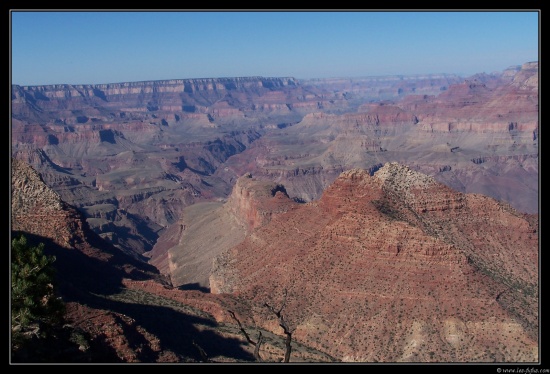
(11, 77), (299, 114)
(210, 162), (538, 362)
(397, 62), (538, 141)
(149, 173), (298, 288)
(219, 63), (538, 214)
(225, 173), (297, 231)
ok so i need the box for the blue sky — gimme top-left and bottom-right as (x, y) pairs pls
(10, 10), (540, 86)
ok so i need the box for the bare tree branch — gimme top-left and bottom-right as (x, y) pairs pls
(283, 332), (292, 363)
(228, 289), (295, 363)
(192, 340), (209, 362)
(228, 310), (254, 345)
(264, 289), (295, 363)
(254, 331), (263, 362)
(227, 309), (263, 362)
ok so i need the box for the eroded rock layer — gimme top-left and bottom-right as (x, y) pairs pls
(210, 163), (538, 362)
(12, 66), (538, 263)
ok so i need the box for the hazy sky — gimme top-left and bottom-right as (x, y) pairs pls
(10, 10), (540, 86)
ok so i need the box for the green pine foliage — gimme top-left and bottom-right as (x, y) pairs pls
(11, 234), (65, 346)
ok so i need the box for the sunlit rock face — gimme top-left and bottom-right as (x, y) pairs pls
(210, 162), (538, 362)
(12, 64), (537, 264)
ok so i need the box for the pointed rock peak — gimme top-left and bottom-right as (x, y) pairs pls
(338, 168), (371, 182)
(374, 162), (437, 190)
(11, 158), (65, 213)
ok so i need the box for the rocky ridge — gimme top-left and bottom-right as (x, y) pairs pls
(12, 158), (90, 249)
(10, 158), (335, 363)
(149, 173), (299, 288)
(209, 162), (538, 362)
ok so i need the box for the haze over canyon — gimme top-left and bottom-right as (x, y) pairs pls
(11, 61), (539, 363)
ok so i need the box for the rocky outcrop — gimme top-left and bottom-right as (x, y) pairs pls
(225, 173), (297, 231)
(149, 173), (299, 288)
(11, 158), (88, 249)
(373, 162), (465, 213)
(210, 162), (538, 362)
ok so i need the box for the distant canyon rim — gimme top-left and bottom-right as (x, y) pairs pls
(11, 62), (538, 262)
(11, 61), (539, 362)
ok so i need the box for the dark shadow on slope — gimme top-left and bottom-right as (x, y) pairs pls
(101, 221), (160, 260)
(80, 222), (162, 276)
(11, 320), (125, 363)
(178, 283), (210, 293)
(98, 129), (117, 144)
(32, 148), (75, 175)
(80, 294), (256, 362)
(10, 232), (255, 362)
(12, 231), (163, 299)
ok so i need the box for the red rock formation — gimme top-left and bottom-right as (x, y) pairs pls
(148, 173), (299, 288)
(210, 163), (538, 362)
(11, 158), (335, 363)
(226, 173), (298, 231)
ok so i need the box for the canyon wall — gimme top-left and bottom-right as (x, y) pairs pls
(210, 163), (538, 362)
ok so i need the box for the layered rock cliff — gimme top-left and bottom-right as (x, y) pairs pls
(148, 173), (299, 288)
(11, 77), (298, 115)
(218, 62), (538, 214)
(209, 162), (538, 362)
(12, 65), (538, 268)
